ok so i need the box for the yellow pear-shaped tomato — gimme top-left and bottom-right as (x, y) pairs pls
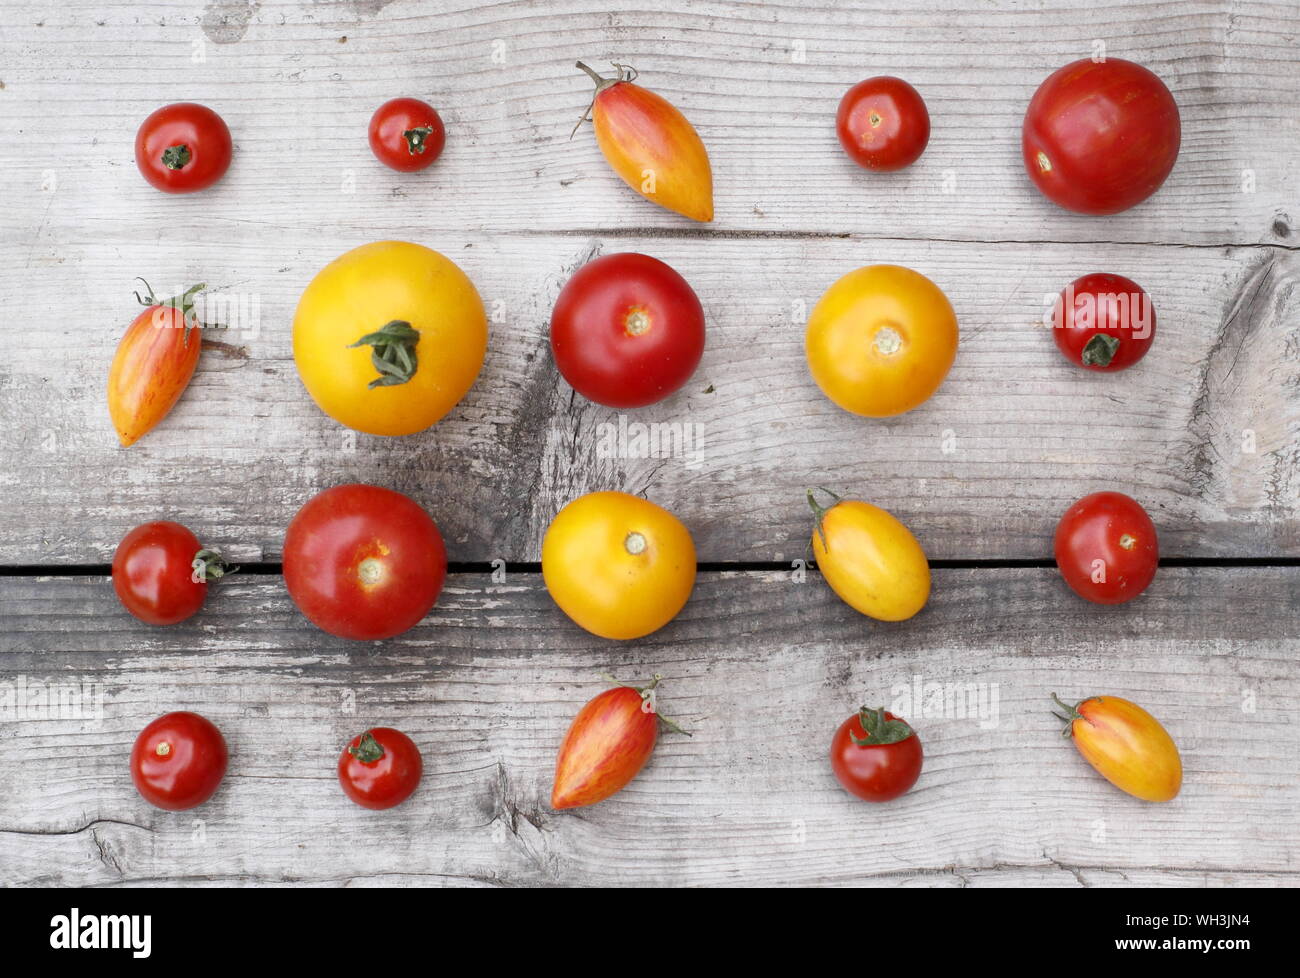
(577, 62), (713, 223)
(1054, 694), (1182, 802)
(542, 491), (696, 640)
(293, 241), (487, 436)
(809, 490), (930, 622)
(806, 264), (958, 417)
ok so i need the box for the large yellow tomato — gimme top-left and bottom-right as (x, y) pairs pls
(809, 490), (930, 621)
(293, 241), (487, 436)
(542, 491), (696, 640)
(805, 264), (958, 417)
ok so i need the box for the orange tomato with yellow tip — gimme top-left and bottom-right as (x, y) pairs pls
(1053, 693), (1182, 802)
(805, 264), (958, 417)
(574, 62), (713, 222)
(107, 282), (206, 446)
(542, 491), (696, 640)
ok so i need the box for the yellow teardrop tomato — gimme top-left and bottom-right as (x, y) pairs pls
(293, 241), (487, 436)
(805, 264), (958, 417)
(809, 491), (930, 622)
(542, 491), (696, 640)
(1054, 693), (1182, 802)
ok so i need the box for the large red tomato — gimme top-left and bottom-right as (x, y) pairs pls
(1054, 491), (1158, 604)
(1022, 59), (1180, 215)
(1051, 272), (1156, 371)
(282, 484), (447, 640)
(550, 253), (705, 408)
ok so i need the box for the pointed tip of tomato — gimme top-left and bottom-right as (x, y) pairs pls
(550, 787), (579, 810)
(116, 429), (138, 447)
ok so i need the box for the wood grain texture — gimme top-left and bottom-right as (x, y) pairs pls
(1, 568), (1296, 886)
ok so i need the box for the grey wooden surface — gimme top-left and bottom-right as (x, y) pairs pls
(0, 0), (1297, 886)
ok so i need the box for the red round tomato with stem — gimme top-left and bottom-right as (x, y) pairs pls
(368, 97), (445, 172)
(551, 676), (686, 810)
(282, 484), (447, 641)
(1023, 58), (1180, 215)
(112, 520), (235, 626)
(338, 727), (423, 810)
(830, 707), (922, 802)
(1051, 272), (1156, 371)
(1054, 491), (1158, 604)
(836, 76), (930, 172)
(130, 711), (228, 811)
(550, 253), (705, 409)
(135, 102), (232, 194)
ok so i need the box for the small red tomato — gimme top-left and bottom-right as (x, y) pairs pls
(130, 711), (228, 811)
(282, 484), (447, 641)
(1055, 491), (1158, 605)
(829, 707), (923, 802)
(552, 678), (680, 810)
(550, 253), (705, 408)
(1023, 59), (1180, 215)
(112, 520), (234, 626)
(135, 102), (232, 194)
(368, 97), (446, 172)
(338, 728), (423, 810)
(836, 76), (930, 172)
(1051, 273), (1156, 371)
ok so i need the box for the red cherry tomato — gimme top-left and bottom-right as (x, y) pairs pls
(112, 520), (233, 626)
(134, 103), (232, 194)
(368, 97), (446, 172)
(1051, 273), (1156, 371)
(1022, 58), (1180, 215)
(829, 707), (923, 802)
(282, 484), (447, 640)
(130, 711), (228, 811)
(338, 728), (423, 810)
(550, 253), (705, 409)
(835, 77), (930, 172)
(1054, 491), (1159, 605)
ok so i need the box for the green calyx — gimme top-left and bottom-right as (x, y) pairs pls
(134, 278), (207, 346)
(1050, 692), (1089, 738)
(348, 730), (385, 764)
(402, 126), (436, 155)
(1081, 333), (1120, 367)
(349, 320), (420, 389)
(161, 143), (192, 170)
(806, 486), (843, 554)
(849, 706), (914, 746)
(192, 548), (237, 582)
(599, 672), (691, 737)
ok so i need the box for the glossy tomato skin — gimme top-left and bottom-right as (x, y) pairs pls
(806, 264), (958, 417)
(283, 484), (447, 640)
(1054, 491), (1158, 605)
(368, 97), (446, 172)
(134, 103), (232, 194)
(836, 77), (930, 171)
(112, 521), (207, 625)
(338, 727), (423, 810)
(107, 291), (204, 446)
(1023, 59), (1180, 215)
(551, 253), (705, 408)
(811, 496), (930, 622)
(829, 710), (923, 803)
(130, 711), (228, 811)
(552, 686), (658, 809)
(542, 491), (696, 640)
(1052, 273), (1155, 372)
(1060, 694), (1182, 802)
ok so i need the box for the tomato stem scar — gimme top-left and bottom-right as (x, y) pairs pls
(156, 741), (172, 757)
(873, 325), (903, 355)
(624, 531), (647, 555)
(624, 307), (652, 336)
(1119, 533), (1137, 550)
(358, 557), (385, 586)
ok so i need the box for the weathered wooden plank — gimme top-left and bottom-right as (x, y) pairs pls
(1, 568), (1295, 886)
(1, 236), (1295, 562)
(0, 0), (1295, 246)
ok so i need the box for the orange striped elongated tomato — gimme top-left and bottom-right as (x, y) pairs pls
(1052, 693), (1182, 802)
(574, 61), (713, 222)
(107, 282), (206, 446)
(551, 677), (685, 810)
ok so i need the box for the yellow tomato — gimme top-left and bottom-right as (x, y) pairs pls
(809, 491), (930, 622)
(542, 491), (696, 640)
(805, 264), (958, 417)
(1054, 694), (1182, 802)
(293, 241), (487, 436)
